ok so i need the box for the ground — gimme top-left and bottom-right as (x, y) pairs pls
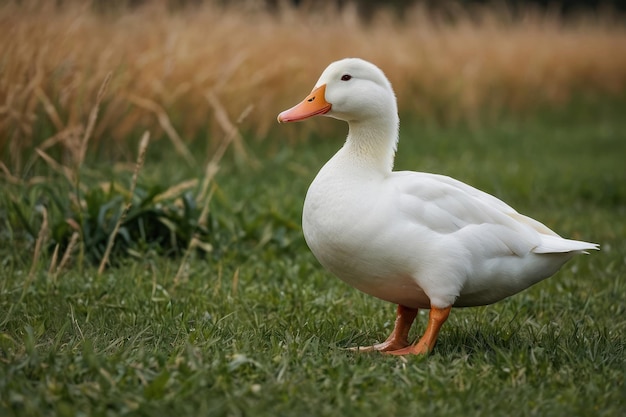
(1, 97), (625, 417)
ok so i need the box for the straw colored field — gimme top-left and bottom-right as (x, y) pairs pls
(1, 0), (626, 170)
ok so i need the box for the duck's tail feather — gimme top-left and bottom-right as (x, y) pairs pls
(533, 234), (600, 254)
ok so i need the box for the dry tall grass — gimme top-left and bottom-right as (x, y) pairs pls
(1, 0), (626, 170)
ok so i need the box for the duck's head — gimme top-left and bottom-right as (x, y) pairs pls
(278, 58), (398, 124)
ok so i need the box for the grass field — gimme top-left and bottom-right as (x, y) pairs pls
(1, 95), (625, 416)
(1, 1), (626, 416)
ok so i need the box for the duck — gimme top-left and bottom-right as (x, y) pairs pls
(277, 58), (599, 355)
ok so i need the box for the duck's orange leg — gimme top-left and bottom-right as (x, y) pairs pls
(350, 305), (418, 352)
(387, 306), (452, 356)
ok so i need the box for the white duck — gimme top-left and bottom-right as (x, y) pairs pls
(277, 58), (598, 355)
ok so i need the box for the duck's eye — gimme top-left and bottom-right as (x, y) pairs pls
(341, 74), (352, 81)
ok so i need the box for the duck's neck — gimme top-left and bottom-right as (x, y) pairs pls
(342, 114), (399, 176)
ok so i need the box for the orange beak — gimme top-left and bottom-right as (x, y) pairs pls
(277, 84), (331, 123)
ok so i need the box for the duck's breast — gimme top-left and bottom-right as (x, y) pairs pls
(302, 167), (447, 307)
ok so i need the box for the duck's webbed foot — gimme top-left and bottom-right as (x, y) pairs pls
(349, 305), (418, 352)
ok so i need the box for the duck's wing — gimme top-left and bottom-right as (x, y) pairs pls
(391, 172), (598, 255)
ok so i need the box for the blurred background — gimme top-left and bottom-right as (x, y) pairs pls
(1, 0), (625, 170)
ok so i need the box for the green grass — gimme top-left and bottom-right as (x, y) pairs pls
(1, 97), (625, 416)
